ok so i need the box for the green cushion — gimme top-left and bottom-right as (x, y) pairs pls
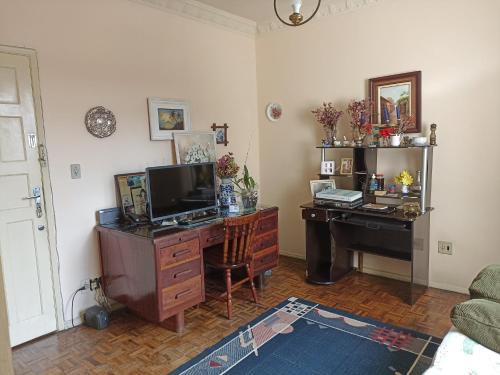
(469, 265), (500, 303)
(451, 299), (500, 353)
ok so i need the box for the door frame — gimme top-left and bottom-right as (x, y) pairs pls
(0, 44), (64, 332)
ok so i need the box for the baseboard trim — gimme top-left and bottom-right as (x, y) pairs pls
(279, 250), (305, 260)
(429, 281), (469, 295)
(361, 266), (410, 283)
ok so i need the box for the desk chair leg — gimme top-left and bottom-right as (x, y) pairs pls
(246, 264), (258, 304)
(225, 269), (233, 320)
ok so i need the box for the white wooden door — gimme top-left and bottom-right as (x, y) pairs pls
(0, 51), (57, 346)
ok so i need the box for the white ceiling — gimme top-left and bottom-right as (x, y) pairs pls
(196, 0), (338, 23)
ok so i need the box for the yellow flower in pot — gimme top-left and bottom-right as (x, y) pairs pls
(394, 170), (414, 194)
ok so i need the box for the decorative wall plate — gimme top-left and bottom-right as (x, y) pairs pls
(266, 103), (283, 122)
(85, 106), (116, 138)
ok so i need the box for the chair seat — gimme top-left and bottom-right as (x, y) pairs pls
(204, 245), (249, 269)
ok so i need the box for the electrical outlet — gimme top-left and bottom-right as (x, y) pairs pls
(89, 277), (102, 291)
(70, 164), (81, 179)
(82, 279), (91, 290)
(438, 241), (453, 255)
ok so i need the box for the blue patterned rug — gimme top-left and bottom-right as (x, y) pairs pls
(171, 297), (441, 374)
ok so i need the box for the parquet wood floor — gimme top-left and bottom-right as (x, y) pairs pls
(13, 256), (467, 375)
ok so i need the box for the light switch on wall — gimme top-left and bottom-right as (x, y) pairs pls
(70, 164), (81, 179)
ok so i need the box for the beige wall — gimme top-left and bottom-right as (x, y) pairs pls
(256, 0), (500, 293)
(0, 0), (259, 323)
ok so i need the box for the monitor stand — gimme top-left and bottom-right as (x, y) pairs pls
(160, 219), (177, 227)
(177, 212), (219, 226)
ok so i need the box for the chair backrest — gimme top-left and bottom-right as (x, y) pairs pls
(222, 211), (261, 265)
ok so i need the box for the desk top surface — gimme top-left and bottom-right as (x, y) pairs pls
(96, 206), (277, 240)
(301, 202), (432, 222)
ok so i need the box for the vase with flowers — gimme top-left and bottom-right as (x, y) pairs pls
(394, 169), (414, 195)
(378, 127), (392, 147)
(216, 153), (239, 207)
(311, 102), (343, 146)
(391, 114), (416, 147)
(347, 99), (374, 146)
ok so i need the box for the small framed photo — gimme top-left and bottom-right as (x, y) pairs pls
(310, 180), (336, 199)
(368, 71), (421, 133)
(340, 158), (353, 175)
(173, 131), (216, 164)
(148, 98), (191, 140)
(211, 123), (229, 146)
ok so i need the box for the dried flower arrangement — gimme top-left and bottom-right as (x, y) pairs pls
(347, 99), (374, 139)
(395, 114), (416, 135)
(216, 153), (239, 179)
(311, 102), (343, 144)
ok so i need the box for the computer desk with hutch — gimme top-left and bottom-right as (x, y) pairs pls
(301, 145), (435, 304)
(96, 206), (279, 333)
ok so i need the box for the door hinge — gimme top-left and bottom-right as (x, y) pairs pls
(38, 144), (47, 166)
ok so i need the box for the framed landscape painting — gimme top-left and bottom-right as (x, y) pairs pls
(369, 71), (421, 133)
(148, 98), (191, 140)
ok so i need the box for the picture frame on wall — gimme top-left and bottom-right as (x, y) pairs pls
(340, 158), (353, 175)
(148, 98), (191, 140)
(173, 131), (217, 164)
(211, 123), (229, 146)
(368, 71), (421, 133)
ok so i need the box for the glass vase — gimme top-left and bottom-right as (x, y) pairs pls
(241, 190), (258, 210)
(324, 126), (337, 146)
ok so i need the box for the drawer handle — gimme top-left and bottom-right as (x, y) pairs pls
(173, 249), (191, 258)
(174, 269), (192, 278)
(176, 289), (192, 299)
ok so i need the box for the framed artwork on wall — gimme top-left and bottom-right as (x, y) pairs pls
(368, 71), (421, 133)
(148, 98), (191, 140)
(173, 131), (217, 164)
(211, 123), (229, 146)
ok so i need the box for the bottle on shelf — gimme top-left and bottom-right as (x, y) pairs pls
(376, 174), (385, 191)
(411, 170), (422, 192)
(369, 174), (378, 193)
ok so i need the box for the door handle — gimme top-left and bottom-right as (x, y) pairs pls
(23, 195), (40, 200)
(23, 187), (43, 218)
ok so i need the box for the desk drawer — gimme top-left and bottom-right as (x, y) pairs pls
(161, 275), (202, 313)
(256, 214), (278, 235)
(156, 231), (199, 248)
(253, 246), (278, 273)
(160, 258), (201, 287)
(302, 208), (328, 222)
(200, 226), (225, 247)
(159, 238), (200, 269)
(253, 231), (278, 253)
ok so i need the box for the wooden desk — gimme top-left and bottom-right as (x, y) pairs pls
(301, 203), (430, 304)
(96, 207), (279, 332)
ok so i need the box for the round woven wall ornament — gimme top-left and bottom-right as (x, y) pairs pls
(85, 106), (116, 138)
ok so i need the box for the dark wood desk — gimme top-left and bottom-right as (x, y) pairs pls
(301, 203), (430, 304)
(96, 207), (278, 333)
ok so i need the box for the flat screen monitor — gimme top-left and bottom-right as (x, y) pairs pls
(146, 162), (217, 223)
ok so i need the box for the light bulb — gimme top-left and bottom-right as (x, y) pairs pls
(292, 0), (302, 14)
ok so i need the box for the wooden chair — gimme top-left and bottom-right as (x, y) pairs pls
(204, 212), (260, 319)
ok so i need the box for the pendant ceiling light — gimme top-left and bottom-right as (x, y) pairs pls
(274, 0), (322, 27)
